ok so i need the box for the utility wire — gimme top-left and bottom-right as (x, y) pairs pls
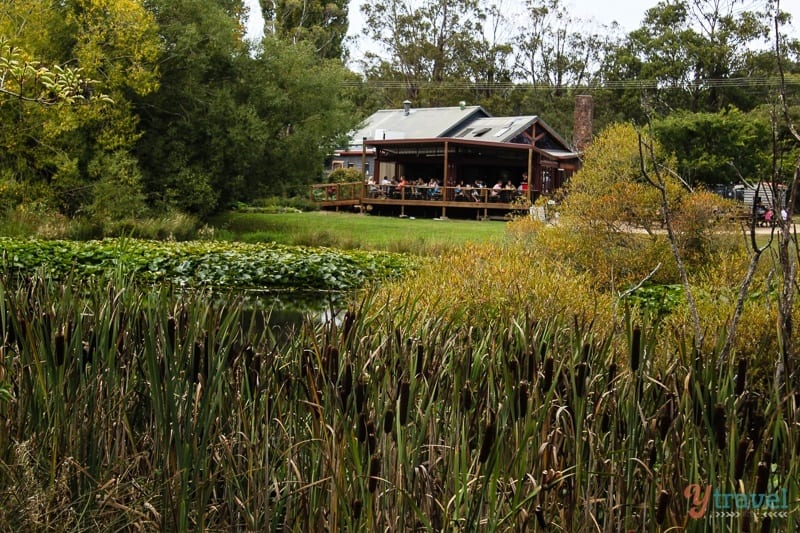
(341, 76), (800, 90)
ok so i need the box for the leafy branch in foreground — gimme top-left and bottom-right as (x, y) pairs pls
(0, 37), (112, 105)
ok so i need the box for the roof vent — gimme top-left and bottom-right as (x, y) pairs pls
(403, 100), (412, 116)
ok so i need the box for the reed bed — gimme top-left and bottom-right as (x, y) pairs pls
(0, 274), (797, 531)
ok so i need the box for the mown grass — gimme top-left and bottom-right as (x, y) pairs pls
(0, 272), (796, 531)
(209, 211), (508, 254)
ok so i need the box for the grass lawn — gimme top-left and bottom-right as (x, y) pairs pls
(210, 211), (509, 254)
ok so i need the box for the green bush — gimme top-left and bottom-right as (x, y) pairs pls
(327, 167), (362, 183)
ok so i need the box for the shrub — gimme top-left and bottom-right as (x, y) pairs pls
(327, 167), (362, 183)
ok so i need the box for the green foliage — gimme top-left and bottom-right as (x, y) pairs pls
(653, 107), (772, 186)
(327, 167), (362, 183)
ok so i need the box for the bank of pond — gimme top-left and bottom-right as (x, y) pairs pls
(0, 270), (796, 531)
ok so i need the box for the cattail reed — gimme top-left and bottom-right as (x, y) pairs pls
(461, 381), (473, 412)
(527, 347), (537, 382)
(367, 420), (377, 454)
(167, 316), (177, 347)
(735, 358), (747, 396)
(355, 379), (367, 415)
(582, 342), (591, 362)
(734, 438), (750, 480)
(713, 404), (727, 449)
(601, 410), (611, 434)
(655, 490), (671, 524)
(357, 413), (368, 443)
(606, 362), (617, 391)
(54, 332), (66, 366)
(398, 379), (410, 425)
(541, 356), (554, 393)
(342, 310), (355, 342)
(534, 506), (547, 528)
(415, 344), (424, 378)
(339, 362), (353, 408)
(630, 326), (641, 371)
(368, 454), (381, 493)
(351, 498), (362, 521)
(760, 516), (771, 533)
(575, 362), (588, 398)
(755, 461), (769, 494)
(324, 345), (339, 385)
(383, 410), (394, 434)
(478, 413), (495, 464)
(513, 380), (529, 421)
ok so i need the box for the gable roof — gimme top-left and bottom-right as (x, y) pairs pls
(346, 105), (490, 150)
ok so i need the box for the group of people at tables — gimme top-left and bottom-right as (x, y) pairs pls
(367, 175), (528, 202)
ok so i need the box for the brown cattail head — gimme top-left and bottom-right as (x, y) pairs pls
(368, 454), (381, 493)
(735, 358), (747, 396)
(541, 356), (554, 394)
(760, 516), (771, 533)
(54, 332), (66, 366)
(630, 326), (641, 371)
(575, 362), (588, 398)
(734, 438), (750, 480)
(398, 379), (411, 425)
(534, 506), (547, 528)
(383, 409), (394, 434)
(355, 379), (367, 415)
(461, 381), (473, 412)
(601, 410), (611, 434)
(514, 381), (529, 421)
(415, 344), (424, 378)
(713, 404), (727, 449)
(606, 362), (617, 391)
(527, 347), (537, 382)
(478, 413), (496, 464)
(367, 420), (377, 454)
(339, 363), (353, 408)
(342, 310), (356, 342)
(324, 345), (339, 385)
(655, 490), (671, 525)
(755, 461), (769, 494)
(357, 413), (368, 443)
(351, 498), (362, 520)
(167, 316), (177, 347)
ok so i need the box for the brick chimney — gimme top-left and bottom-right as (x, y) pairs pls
(573, 95), (594, 153)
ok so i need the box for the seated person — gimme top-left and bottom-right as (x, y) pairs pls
(491, 180), (503, 198)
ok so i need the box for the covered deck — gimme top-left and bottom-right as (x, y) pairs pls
(311, 124), (581, 219)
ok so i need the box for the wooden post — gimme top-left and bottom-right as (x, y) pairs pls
(442, 141), (449, 219)
(527, 148), (533, 204)
(361, 136), (367, 200)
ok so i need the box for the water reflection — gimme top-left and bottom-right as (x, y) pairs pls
(238, 289), (351, 340)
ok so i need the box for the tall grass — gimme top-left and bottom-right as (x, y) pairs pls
(0, 271), (796, 531)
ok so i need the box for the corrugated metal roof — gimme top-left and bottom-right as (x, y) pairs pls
(450, 116), (538, 143)
(348, 105), (490, 149)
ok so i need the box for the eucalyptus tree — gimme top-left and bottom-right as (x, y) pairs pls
(357, 0), (490, 106)
(604, 0), (775, 117)
(258, 0), (349, 60)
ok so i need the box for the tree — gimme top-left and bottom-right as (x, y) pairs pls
(358, 0), (487, 105)
(652, 107), (772, 187)
(0, 0), (160, 218)
(134, 0), (357, 214)
(259, 0), (349, 60)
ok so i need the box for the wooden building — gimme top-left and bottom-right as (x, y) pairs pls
(316, 99), (588, 219)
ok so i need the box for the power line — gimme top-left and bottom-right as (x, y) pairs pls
(341, 76), (800, 91)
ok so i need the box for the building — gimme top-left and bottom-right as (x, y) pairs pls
(319, 98), (589, 219)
